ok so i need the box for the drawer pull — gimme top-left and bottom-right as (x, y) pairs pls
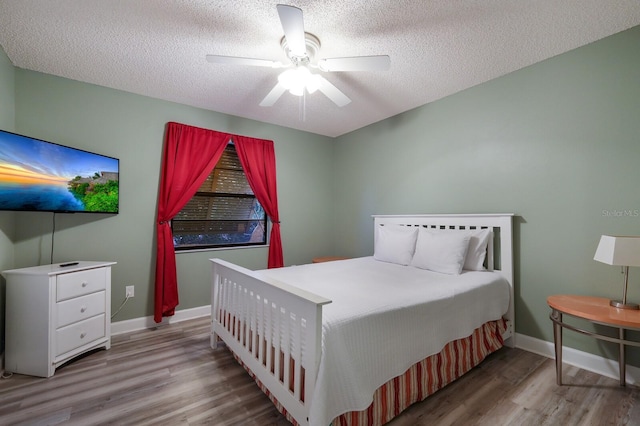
(81, 282), (88, 287)
(80, 306), (87, 313)
(80, 332), (87, 339)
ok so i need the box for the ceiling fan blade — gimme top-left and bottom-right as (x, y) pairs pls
(276, 4), (306, 57)
(206, 55), (285, 68)
(260, 82), (288, 107)
(318, 55), (391, 72)
(316, 76), (351, 107)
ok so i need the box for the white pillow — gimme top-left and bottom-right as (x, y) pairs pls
(373, 225), (418, 266)
(410, 229), (471, 274)
(415, 228), (491, 271)
(463, 228), (491, 271)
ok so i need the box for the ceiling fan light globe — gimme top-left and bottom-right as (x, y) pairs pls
(306, 74), (322, 94)
(289, 86), (304, 96)
(277, 69), (296, 89)
(279, 67), (313, 95)
(293, 66), (312, 81)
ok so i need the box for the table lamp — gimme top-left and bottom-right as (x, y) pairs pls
(594, 235), (640, 310)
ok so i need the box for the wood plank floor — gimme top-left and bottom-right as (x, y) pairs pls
(0, 316), (638, 425)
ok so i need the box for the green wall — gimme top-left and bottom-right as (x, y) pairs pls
(0, 44), (16, 354)
(11, 70), (335, 322)
(334, 26), (640, 365)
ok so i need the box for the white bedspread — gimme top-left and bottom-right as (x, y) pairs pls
(257, 256), (510, 426)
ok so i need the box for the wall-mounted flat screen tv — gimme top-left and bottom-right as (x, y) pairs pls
(0, 129), (119, 213)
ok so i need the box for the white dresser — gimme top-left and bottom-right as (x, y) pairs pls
(3, 261), (116, 377)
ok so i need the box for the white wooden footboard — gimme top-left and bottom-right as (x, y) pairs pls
(210, 259), (331, 426)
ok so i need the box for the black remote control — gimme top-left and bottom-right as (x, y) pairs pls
(60, 262), (79, 267)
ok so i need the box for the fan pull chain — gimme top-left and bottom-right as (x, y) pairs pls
(299, 91), (306, 122)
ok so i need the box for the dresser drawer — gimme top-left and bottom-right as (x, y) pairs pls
(56, 291), (106, 328)
(57, 268), (106, 301)
(56, 314), (106, 356)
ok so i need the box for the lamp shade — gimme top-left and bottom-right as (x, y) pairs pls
(594, 235), (640, 266)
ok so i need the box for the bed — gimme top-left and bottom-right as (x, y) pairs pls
(210, 214), (515, 426)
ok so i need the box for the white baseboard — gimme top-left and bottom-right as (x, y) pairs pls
(515, 332), (640, 386)
(111, 305), (211, 336)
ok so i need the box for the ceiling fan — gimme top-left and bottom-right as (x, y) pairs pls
(206, 4), (390, 107)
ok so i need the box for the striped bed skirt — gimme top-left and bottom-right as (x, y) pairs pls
(231, 319), (506, 426)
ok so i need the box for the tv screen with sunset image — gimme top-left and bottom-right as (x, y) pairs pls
(0, 130), (119, 213)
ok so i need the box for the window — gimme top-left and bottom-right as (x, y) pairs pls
(171, 143), (267, 250)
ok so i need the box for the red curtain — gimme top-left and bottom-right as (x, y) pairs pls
(234, 135), (284, 268)
(155, 122), (230, 323)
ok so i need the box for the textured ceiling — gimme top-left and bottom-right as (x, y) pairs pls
(1, 1), (639, 137)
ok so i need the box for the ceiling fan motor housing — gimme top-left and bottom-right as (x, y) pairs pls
(281, 32), (321, 66)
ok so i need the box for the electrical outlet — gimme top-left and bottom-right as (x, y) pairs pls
(126, 285), (135, 298)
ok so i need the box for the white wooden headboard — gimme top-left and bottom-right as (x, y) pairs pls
(372, 214), (515, 347)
